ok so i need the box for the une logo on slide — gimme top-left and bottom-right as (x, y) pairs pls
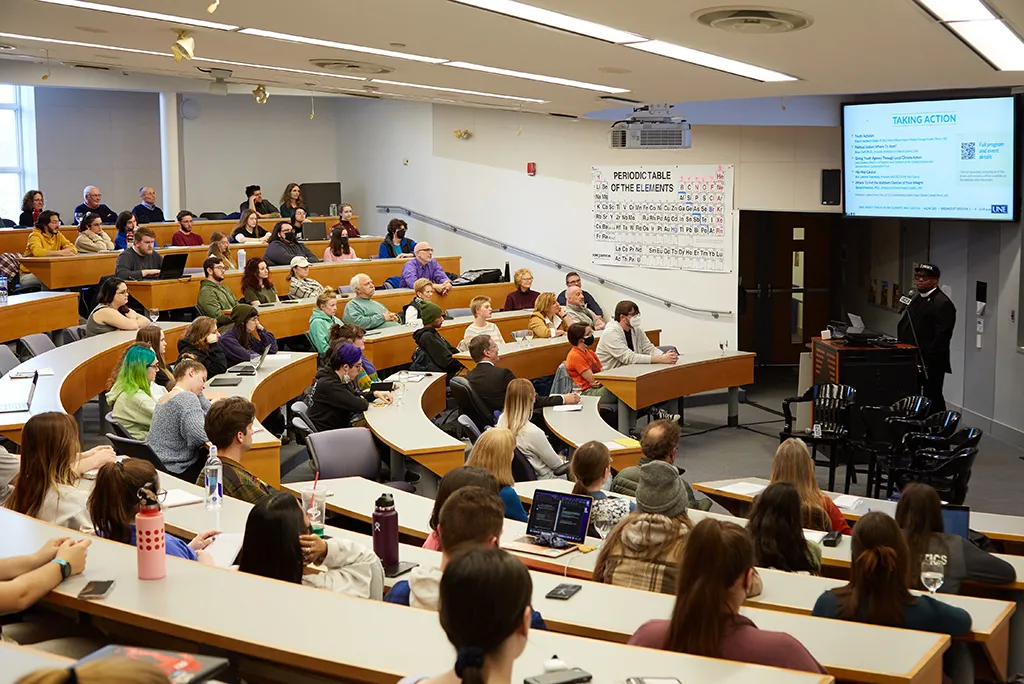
(992, 205), (1009, 214)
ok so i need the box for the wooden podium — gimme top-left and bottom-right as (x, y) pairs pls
(811, 337), (919, 407)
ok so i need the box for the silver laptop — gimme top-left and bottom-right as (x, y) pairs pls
(0, 371), (38, 413)
(228, 346), (270, 376)
(847, 313), (865, 333)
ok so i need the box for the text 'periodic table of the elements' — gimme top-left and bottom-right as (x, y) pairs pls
(591, 164), (734, 273)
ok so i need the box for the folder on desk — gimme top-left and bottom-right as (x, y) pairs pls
(76, 645), (229, 682)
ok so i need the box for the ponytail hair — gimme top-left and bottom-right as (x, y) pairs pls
(833, 511), (914, 626)
(88, 458), (160, 544)
(438, 547), (531, 684)
(569, 441), (612, 495)
(663, 518), (754, 657)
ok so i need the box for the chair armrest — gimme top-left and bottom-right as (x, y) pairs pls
(781, 395), (810, 432)
(553, 462), (571, 477)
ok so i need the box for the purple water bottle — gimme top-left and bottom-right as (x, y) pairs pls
(372, 493), (399, 568)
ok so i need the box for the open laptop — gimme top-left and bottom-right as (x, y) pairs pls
(144, 252), (188, 280)
(942, 504), (970, 539)
(847, 313), (865, 332)
(228, 346), (270, 376)
(0, 370), (38, 413)
(503, 489), (592, 558)
(300, 221), (327, 241)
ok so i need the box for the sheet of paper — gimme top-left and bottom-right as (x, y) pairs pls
(163, 489), (203, 508)
(205, 532), (244, 568)
(718, 482), (766, 497)
(833, 495), (862, 510)
(552, 404), (584, 412)
(804, 530), (827, 544)
(271, 353), (292, 360)
(613, 438), (640, 448)
(603, 441), (626, 451)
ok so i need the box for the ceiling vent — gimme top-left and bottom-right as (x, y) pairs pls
(309, 59), (394, 76)
(694, 7), (812, 34)
(62, 62), (111, 71)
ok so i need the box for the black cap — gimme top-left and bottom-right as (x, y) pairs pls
(915, 263), (940, 278)
(375, 493), (394, 508)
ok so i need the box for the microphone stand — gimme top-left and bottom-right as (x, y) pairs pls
(899, 297), (929, 383)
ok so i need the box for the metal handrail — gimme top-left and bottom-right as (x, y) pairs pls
(377, 205), (732, 318)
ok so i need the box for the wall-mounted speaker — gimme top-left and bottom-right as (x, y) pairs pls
(821, 169), (841, 206)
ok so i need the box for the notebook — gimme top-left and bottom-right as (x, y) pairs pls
(75, 645), (229, 683)
(504, 489), (592, 558)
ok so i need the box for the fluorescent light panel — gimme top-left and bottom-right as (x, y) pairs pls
(373, 79), (546, 103)
(36, 0), (240, 31)
(915, 0), (994, 21)
(193, 56), (366, 81)
(948, 19), (1024, 70)
(0, 31), (171, 57)
(237, 28), (448, 64)
(627, 40), (797, 82)
(449, 0), (643, 44)
(445, 61), (628, 93)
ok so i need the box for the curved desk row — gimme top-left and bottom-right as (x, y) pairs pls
(0, 508), (832, 684)
(543, 395), (643, 469)
(0, 291), (80, 344)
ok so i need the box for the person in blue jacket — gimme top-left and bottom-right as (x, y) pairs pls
(378, 218), (416, 259)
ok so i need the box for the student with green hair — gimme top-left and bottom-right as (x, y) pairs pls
(106, 344), (161, 440)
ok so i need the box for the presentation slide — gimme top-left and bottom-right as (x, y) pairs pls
(843, 97), (1017, 220)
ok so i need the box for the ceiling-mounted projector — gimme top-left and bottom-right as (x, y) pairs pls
(610, 103), (691, 149)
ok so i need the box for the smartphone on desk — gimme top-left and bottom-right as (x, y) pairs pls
(822, 531), (843, 547)
(77, 580), (115, 600)
(626, 679), (682, 684)
(524, 669), (592, 684)
(545, 583), (581, 600)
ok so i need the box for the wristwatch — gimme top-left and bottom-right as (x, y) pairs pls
(51, 558), (72, 580)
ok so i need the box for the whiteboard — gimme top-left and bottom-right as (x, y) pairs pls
(591, 164), (734, 273)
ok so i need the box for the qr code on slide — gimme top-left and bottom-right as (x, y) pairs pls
(961, 142), (976, 160)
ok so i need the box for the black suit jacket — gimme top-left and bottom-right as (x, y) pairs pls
(897, 288), (956, 374)
(465, 362), (564, 415)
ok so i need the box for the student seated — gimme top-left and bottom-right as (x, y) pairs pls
(386, 486), (548, 628)
(528, 292), (567, 339)
(132, 186), (165, 224)
(596, 300), (677, 369)
(85, 277), (149, 337)
(344, 273), (401, 330)
(570, 441), (633, 531)
(264, 221), (318, 267)
(503, 267), (539, 311)
(0, 536), (89, 616)
(331, 203), (360, 237)
(240, 184), (280, 218)
(113, 210), (136, 250)
(423, 466), (501, 550)
(73, 185), (117, 225)
(171, 210), (202, 246)
(88, 458), (217, 564)
(176, 316), (228, 378)
(74, 212), (115, 253)
(458, 295), (505, 351)
(564, 322), (616, 404)
(399, 242), (451, 293)
(747, 482), (822, 575)
(629, 519), (826, 674)
(465, 428), (528, 522)
(114, 226), (163, 281)
(18, 189), (44, 228)
(207, 231), (237, 270)
(278, 182), (305, 219)
(771, 438), (851, 535)
(410, 302), (462, 376)
(379, 217), (415, 259)
(240, 257), (278, 305)
(202, 397), (274, 504)
(106, 344), (162, 440)
(309, 289), (343, 355)
(287, 255), (325, 300)
(465, 335), (576, 416)
(396, 547), (532, 684)
(135, 325), (174, 390)
(230, 209), (269, 244)
(322, 227), (358, 262)
(896, 482), (1015, 593)
(496, 379), (565, 479)
(306, 343), (393, 432)
(612, 420), (709, 510)
(237, 491), (383, 598)
(324, 323), (379, 390)
(4, 412), (116, 531)
(220, 304), (278, 367)
(403, 277), (434, 327)
(146, 359), (212, 483)
(20, 210), (75, 289)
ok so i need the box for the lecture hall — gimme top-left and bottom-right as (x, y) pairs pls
(1, 0), (1024, 683)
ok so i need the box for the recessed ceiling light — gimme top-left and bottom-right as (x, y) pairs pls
(913, 0), (994, 22)
(0, 44), (15, 51)
(448, 0), (644, 44)
(237, 28), (447, 64)
(0, 31), (171, 57)
(74, 26), (108, 34)
(444, 61), (628, 93)
(36, 0), (240, 31)
(389, 42), (407, 48)
(626, 40), (796, 82)
(948, 19), (1024, 70)
(373, 79), (546, 103)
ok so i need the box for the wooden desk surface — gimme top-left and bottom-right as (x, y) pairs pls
(0, 291), (80, 343)
(595, 350), (755, 410)
(0, 509), (834, 684)
(812, 336), (916, 352)
(0, 322), (187, 444)
(542, 395), (643, 469)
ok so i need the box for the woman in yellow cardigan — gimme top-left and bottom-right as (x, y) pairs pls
(528, 292), (568, 339)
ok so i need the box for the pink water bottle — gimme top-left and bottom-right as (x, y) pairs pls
(372, 493), (399, 568)
(135, 488), (166, 580)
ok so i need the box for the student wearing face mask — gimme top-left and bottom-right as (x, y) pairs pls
(264, 220), (319, 267)
(597, 300), (678, 370)
(323, 227), (358, 262)
(565, 323), (616, 404)
(379, 218), (416, 259)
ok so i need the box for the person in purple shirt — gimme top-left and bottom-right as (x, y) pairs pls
(399, 242), (452, 293)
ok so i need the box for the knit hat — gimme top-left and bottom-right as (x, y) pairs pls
(230, 303), (257, 325)
(420, 301), (443, 325)
(334, 342), (363, 366)
(636, 460), (688, 519)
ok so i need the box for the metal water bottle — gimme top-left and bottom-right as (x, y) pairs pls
(372, 493), (399, 568)
(136, 488), (166, 580)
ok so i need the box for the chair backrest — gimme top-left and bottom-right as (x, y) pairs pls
(19, 333), (55, 358)
(511, 447), (536, 482)
(457, 414), (482, 444)
(104, 412), (133, 440)
(0, 344), (20, 376)
(338, 285), (353, 294)
(383, 276), (400, 289)
(950, 427), (982, 451)
(550, 362), (574, 396)
(105, 434), (167, 473)
(290, 401), (317, 442)
(891, 395), (931, 419)
(811, 384), (857, 434)
(924, 410), (961, 437)
(929, 446), (979, 505)
(306, 427), (379, 480)
(446, 307), (472, 318)
(199, 212), (228, 220)
(449, 376), (494, 429)
(61, 325), (88, 346)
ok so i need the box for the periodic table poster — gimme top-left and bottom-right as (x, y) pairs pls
(591, 164), (735, 273)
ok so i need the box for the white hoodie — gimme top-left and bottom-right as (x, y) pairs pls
(407, 565), (444, 610)
(302, 537), (385, 600)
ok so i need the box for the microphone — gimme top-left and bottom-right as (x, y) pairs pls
(898, 290), (917, 314)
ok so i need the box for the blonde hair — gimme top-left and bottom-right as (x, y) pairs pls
(533, 292), (557, 314)
(469, 296), (491, 316)
(513, 268), (533, 288)
(17, 659), (167, 684)
(414, 277), (433, 296)
(770, 438), (831, 532)
(207, 231), (236, 269)
(467, 428), (516, 487)
(496, 378), (535, 437)
(316, 288), (337, 310)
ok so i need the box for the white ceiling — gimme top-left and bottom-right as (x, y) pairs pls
(1, 0), (1024, 114)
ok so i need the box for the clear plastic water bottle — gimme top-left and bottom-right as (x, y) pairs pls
(203, 444), (223, 510)
(0, 276), (7, 305)
(237, 249), (246, 270)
